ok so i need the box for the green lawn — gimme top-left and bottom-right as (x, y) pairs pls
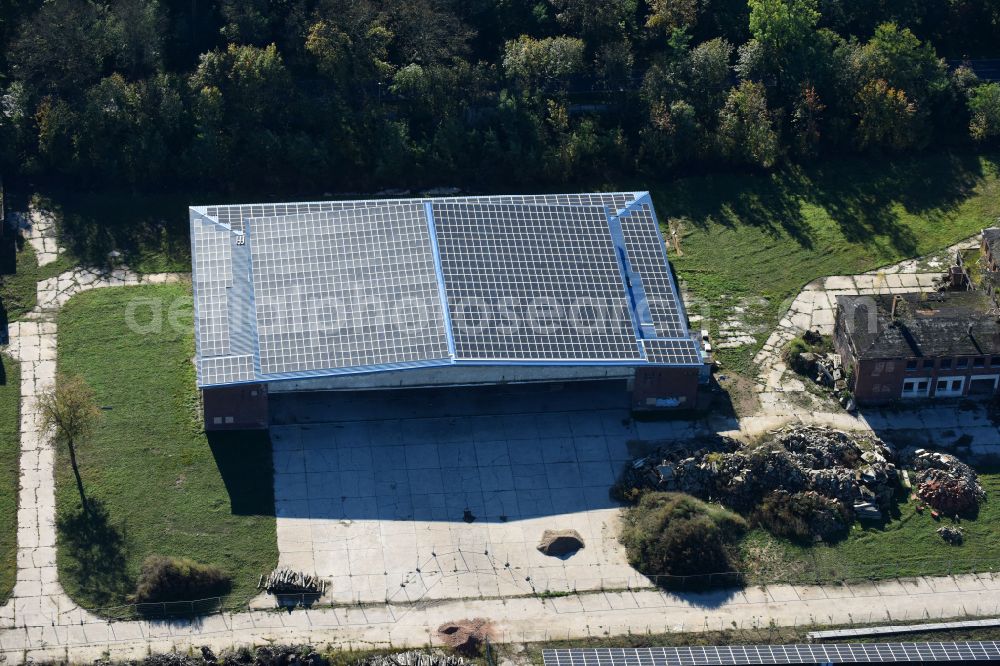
(648, 152), (1000, 373)
(55, 283), (277, 612)
(740, 471), (1000, 584)
(0, 355), (19, 603)
(0, 240), (75, 322)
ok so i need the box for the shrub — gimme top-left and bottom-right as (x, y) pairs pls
(783, 337), (813, 375)
(619, 492), (746, 581)
(134, 555), (231, 603)
(751, 490), (850, 543)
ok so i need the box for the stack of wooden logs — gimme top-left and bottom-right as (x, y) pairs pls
(258, 568), (326, 595)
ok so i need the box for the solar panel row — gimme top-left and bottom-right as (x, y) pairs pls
(617, 202), (686, 339)
(191, 217), (233, 357)
(542, 642), (1000, 666)
(642, 338), (702, 365)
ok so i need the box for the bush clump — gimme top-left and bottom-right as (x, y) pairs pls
(751, 490), (850, 543)
(619, 492), (746, 582)
(134, 555), (231, 603)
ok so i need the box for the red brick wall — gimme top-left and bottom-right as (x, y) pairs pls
(632, 366), (699, 409)
(852, 358), (1000, 404)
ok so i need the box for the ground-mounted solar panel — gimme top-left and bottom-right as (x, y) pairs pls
(642, 338), (702, 365)
(192, 217), (233, 357)
(431, 201), (643, 361)
(618, 203), (687, 338)
(248, 205), (450, 376)
(542, 642), (1000, 666)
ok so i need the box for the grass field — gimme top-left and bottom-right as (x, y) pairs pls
(648, 152), (1000, 373)
(55, 283), (277, 611)
(0, 355), (19, 603)
(0, 240), (75, 322)
(740, 471), (1000, 584)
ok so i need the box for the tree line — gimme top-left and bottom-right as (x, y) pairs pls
(0, 0), (999, 194)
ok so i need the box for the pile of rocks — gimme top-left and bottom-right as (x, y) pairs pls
(622, 426), (898, 519)
(937, 525), (964, 545)
(913, 450), (986, 516)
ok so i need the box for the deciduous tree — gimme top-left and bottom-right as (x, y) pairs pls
(39, 374), (101, 514)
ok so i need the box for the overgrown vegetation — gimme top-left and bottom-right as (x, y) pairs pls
(751, 489), (850, 543)
(134, 555), (231, 604)
(783, 332), (834, 375)
(619, 492), (747, 583)
(0, 0), (999, 194)
(55, 283), (277, 611)
(0, 355), (19, 603)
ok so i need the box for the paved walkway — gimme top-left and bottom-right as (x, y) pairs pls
(0, 221), (997, 661)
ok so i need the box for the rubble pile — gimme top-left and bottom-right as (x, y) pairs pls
(913, 450), (986, 516)
(937, 525), (964, 545)
(356, 653), (464, 666)
(798, 351), (848, 393)
(622, 426), (898, 523)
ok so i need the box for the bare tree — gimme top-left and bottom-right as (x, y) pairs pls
(38, 374), (101, 513)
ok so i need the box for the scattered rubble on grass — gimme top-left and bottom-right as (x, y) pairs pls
(537, 529), (585, 557)
(913, 449), (986, 516)
(620, 426), (897, 527)
(937, 525), (964, 545)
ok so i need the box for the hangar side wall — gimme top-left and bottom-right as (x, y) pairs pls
(266, 365), (637, 393)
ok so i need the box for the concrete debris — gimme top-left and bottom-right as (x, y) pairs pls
(853, 501), (882, 521)
(356, 652), (465, 666)
(537, 529), (585, 557)
(620, 426), (897, 521)
(104, 645), (331, 666)
(913, 450), (986, 516)
(258, 568), (327, 595)
(937, 525), (964, 545)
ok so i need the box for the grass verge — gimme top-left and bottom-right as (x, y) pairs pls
(0, 354), (19, 602)
(55, 283), (277, 612)
(0, 239), (76, 322)
(650, 152), (1000, 374)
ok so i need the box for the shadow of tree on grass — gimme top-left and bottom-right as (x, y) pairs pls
(57, 499), (131, 607)
(657, 152), (995, 256)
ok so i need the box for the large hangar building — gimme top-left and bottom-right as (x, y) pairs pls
(189, 192), (705, 430)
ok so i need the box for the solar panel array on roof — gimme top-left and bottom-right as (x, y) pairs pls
(542, 642), (1000, 666)
(190, 192), (701, 387)
(432, 201), (642, 361)
(191, 217), (233, 357)
(249, 205), (450, 375)
(617, 199), (686, 338)
(642, 338), (702, 365)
